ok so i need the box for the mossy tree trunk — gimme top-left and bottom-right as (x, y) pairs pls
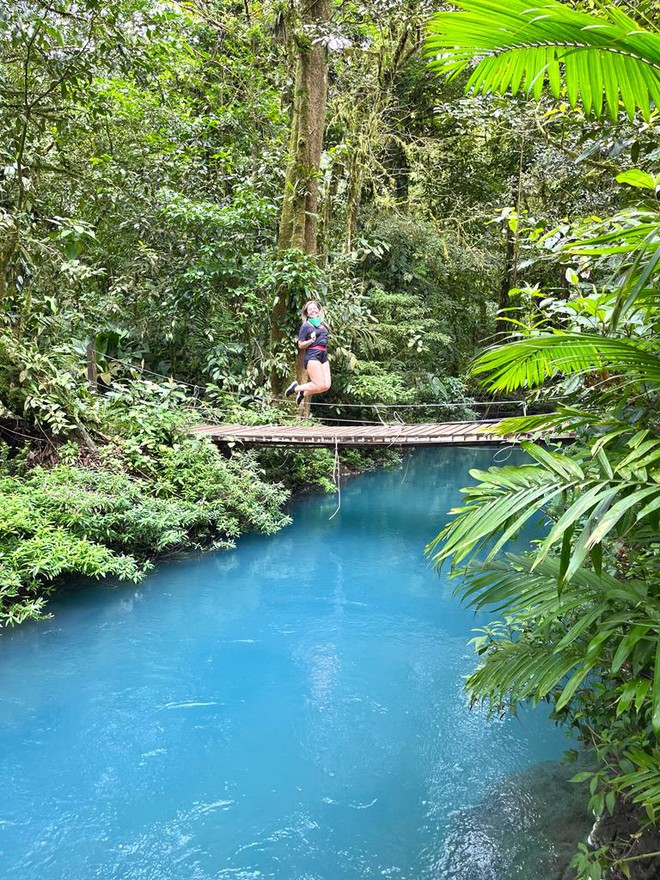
(270, 0), (331, 397)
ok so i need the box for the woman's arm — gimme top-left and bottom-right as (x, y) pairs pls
(297, 324), (317, 350)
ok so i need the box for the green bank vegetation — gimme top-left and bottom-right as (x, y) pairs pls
(427, 2), (660, 877)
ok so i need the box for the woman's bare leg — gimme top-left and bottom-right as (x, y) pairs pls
(321, 361), (331, 390)
(296, 359), (330, 396)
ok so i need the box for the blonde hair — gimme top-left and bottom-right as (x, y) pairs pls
(301, 300), (325, 321)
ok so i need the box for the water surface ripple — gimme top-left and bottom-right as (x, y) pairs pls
(0, 449), (571, 879)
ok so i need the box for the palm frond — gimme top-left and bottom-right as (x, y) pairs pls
(428, 438), (660, 583)
(457, 555), (660, 728)
(486, 406), (624, 438)
(425, 0), (660, 121)
(618, 748), (660, 812)
(471, 333), (660, 393)
(612, 239), (660, 328)
(566, 210), (660, 264)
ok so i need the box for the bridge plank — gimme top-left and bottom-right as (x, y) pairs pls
(189, 421), (532, 447)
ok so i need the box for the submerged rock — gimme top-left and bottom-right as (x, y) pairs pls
(435, 759), (593, 879)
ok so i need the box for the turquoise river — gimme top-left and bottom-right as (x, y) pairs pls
(0, 448), (587, 879)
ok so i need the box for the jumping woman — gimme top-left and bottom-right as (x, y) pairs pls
(285, 300), (331, 407)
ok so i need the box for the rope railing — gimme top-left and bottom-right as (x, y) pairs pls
(308, 400), (531, 409)
(91, 352), (206, 393)
(89, 350), (562, 424)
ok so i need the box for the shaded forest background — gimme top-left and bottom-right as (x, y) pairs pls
(2, 0), (640, 420)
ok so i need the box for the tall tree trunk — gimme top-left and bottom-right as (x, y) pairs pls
(270, 0), (331, 397)
(345, 142), (366, 255)
(496, 222), (517, 338)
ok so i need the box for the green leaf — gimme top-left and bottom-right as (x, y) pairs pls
(611, 626), (651, 674)
(571, 771), (595, 784)
(557, 662), (595, 710)
(616, 169), (658, 191)
(589, 542), (602, 578)
(652, 640), (660, 735)
(605, 790), (615, 815)
(588, 486), (660, 547)
(425, 0), (660, 122)
(559, 524), (574, 586)
(555, 602), (605, 650)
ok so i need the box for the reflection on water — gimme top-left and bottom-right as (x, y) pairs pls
(0, 449), (587, 879)
(439, 759), (592, 879)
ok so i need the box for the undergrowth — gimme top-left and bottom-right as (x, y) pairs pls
(0, 380), (338, 626)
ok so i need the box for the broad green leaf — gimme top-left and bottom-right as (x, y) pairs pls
(534, 483), (619, 568)
(611, 626), (651, 674)
(588, 486), (660, 546)
(557, 662), (596, 710)
(559, 524), (573, 586)
(616, 170), (657, 191)
(426, 0), (660, 122)
(589, 542), (602, 578)
(555, 602), (605, 650)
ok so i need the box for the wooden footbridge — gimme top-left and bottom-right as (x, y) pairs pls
(191, 420), (544, 448)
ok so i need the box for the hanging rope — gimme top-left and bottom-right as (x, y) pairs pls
(493, 444), (517, 463)
(92, 351), (206, 392)
(400, 452), (412, 485)
(385, 411), (407, 449)
(328, 437), (341, 520)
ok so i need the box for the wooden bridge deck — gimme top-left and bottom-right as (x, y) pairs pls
(190, 420), (539, 448)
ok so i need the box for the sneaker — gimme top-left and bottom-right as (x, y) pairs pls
(284, 380), (298, 398)
(296, 390), (305, 406)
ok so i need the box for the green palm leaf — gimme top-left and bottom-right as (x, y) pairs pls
(471, 333), (660, 393)
(488, 407), (624, 440)
(428, 439), (660, 584)
(425, 0), (660, 121)
(455, 555), (660, 729)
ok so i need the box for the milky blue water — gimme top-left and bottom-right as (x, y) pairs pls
(0, 448), (571, 880)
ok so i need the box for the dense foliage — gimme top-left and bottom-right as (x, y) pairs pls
(0, 380), (292, 623)
(2, 0), (619, 622)
(3, 0), (660, 869)
(426, 2), (660, 877)
(1, 0), (622, 410)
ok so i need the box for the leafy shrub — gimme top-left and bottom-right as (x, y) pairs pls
(0, 375), (298, 626)
(0, 440), (291, 627)
(256, 447), (336, 495)
(343, 362), (414, 407)
(0, 470), (143, 625)
(339, 447), (402, 473)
